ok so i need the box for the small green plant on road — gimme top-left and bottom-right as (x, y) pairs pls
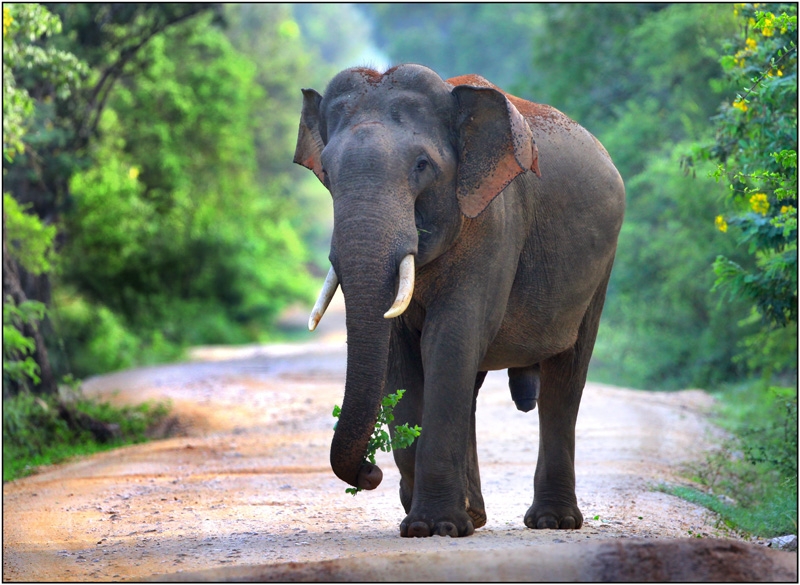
(332, 389), (421, 495)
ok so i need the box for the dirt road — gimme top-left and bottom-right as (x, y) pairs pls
(2, 292), (795, 581)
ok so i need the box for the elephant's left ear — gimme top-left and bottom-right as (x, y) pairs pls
(453, 86), (539, 218)
(293, 88), (326, 185)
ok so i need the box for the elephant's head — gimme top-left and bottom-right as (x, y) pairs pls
(293, 64), (539, 490)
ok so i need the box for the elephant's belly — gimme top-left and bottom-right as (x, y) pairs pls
(479, 316), (580, 371)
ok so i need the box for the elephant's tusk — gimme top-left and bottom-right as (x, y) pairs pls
(384, 255), (415, 319)
(308, 267), (339, 331)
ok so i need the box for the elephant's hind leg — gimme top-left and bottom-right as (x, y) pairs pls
(524, 269), (611, 530)
(524, 347), (584, 529)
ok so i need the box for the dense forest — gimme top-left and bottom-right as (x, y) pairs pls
(3, 2), (796, 533)
(4, 3), (794, 393)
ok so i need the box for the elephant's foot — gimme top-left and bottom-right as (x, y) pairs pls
(524, 501), (583, 529)
(400, 509), (475, 537)
(466, 493), (486, 528)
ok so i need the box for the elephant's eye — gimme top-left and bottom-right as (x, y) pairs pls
(415, 159), (429, 172)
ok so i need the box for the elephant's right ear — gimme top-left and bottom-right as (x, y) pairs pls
(293, 88), (326, 185)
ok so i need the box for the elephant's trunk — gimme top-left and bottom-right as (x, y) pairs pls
(330, 301), (392, 489)
(328, 209), (415, 490)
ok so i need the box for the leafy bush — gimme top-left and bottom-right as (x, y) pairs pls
(3, 298), (47, 390)
(3, 194), (57, 395)
(662, 382), (797, 537)
(3, 387), (170, 482)
(52, 288), (186, 378)
(691, 3), (797, 329)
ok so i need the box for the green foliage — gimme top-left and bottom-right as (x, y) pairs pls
(659, 483), (796, 538)
(517, 5), (751, 389)
(3, 193), (57, 276)
(3, 388), (170, 482)
(694, 3), (797, 329)
(2, 192), (57, 394)
(3, 297), (47, 389)
(2, 4), (88, 161)
(2, 4), (318, 383)
(292, 4), (374, 77)
(360, 4), (543, 91)
(592, 145), (757, 389)
(223, 4), (336, 272)
(332, 389), (422, 496)
(661, 381), (797, 537)
(50, 11), (314, 375)
(51, 288), (184, 378)
(524, 4), (736, 140)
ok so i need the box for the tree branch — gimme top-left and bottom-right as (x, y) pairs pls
(76, 5), (212, 144)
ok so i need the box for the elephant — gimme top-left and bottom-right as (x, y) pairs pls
(294, 64), (625, 537)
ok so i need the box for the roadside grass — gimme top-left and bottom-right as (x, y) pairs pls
(660, 382), (797, 538)
(3, 386), (171, 482)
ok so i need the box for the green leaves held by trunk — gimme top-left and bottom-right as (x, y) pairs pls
(332, 389), (421, 496)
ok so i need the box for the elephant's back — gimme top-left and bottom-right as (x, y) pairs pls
(447, 74), (564, 126)
(447, 74), (617, 175)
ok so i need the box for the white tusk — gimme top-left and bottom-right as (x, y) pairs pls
(308, 267), (339, 331)
(384, 255), (415, 319)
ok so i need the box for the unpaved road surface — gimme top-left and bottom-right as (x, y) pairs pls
(3, 292), (796, 581)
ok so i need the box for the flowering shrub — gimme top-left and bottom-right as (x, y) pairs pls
(699, 3), (797, 327)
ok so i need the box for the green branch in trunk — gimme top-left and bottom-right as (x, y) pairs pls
(332, 389), (421, 495)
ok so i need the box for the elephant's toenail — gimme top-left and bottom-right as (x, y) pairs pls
(560, 516), (576, 529)
(408, 521), (431, 537)
(537, 516), (558, 529)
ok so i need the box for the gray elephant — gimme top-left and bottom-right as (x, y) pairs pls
(294, 64), (625, 537)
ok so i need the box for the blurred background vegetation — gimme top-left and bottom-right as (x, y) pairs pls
(3, 3), (796, 534)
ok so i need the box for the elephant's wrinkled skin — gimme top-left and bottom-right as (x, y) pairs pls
(294, 64), (625, 537)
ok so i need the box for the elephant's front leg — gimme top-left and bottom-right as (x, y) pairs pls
(386, 322), (424, 516)
(399, 321), (483, 538)
(466, 371), (488, 529)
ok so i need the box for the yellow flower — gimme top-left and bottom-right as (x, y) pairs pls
(745, 37), (757, 50)
(732, 98), (748, 112)
(715, 215), (728, 233)
(749, 193), (769, 215)
(128, 166), (140, 180)
(777, 68), (784, 76)
(761, 15), (775, 36)
(780, 206), (790, 214)
(3, 7), (12, 36)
